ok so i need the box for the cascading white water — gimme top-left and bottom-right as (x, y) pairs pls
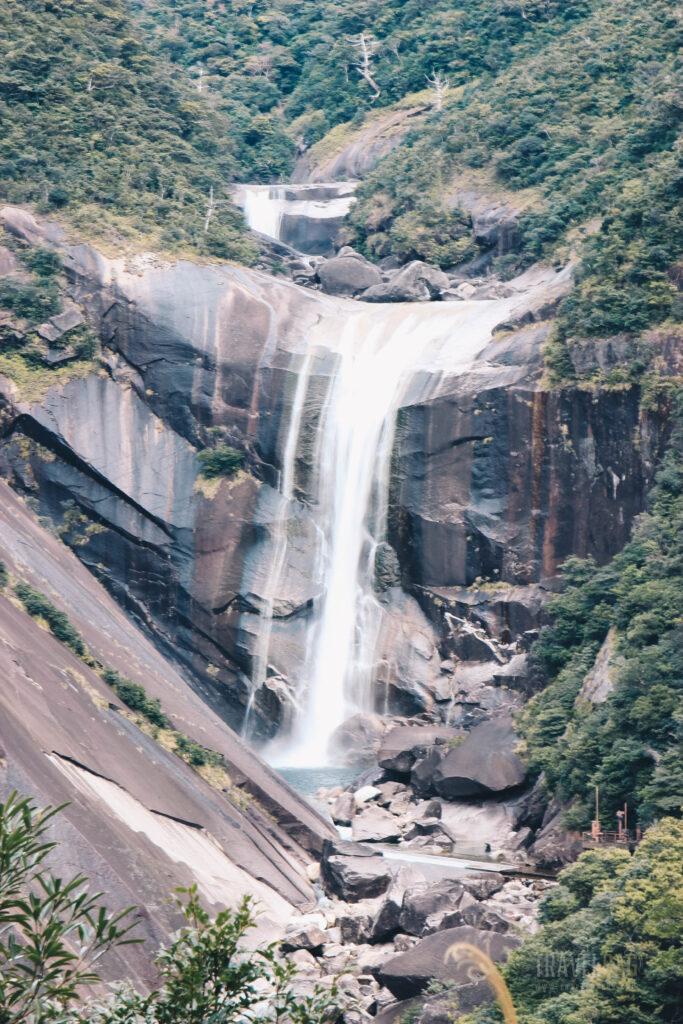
(259, 299), (517, 767)
(232, 183), (356, 245)
(238, 186), (289, 241)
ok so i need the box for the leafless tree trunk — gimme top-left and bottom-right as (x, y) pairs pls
(349, 33), (381, 100)
(204, 185), (215, 232)
(426, 71), (450, 111)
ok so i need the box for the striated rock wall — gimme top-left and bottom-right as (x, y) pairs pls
(0, 207), (673, 742)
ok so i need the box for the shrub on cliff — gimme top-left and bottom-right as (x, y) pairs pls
(14, 582), (88, 660)
(197, 444), (245, 480)
(102, 668), (168, 729)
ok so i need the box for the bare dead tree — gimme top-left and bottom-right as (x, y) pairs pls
(426, 70), (450, 111)
(204, 185), (215, 232)
(348, 33), (381, 100)
(196, 63), (204, 93)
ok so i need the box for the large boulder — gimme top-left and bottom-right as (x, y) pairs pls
(399, 880), (466, 936)
(378, 725), (463, 775)
(376, 925), (520, 998)
(420, 717), (527, 799)
(320, 839), (392, 902)
(317, 253), (381, 296)
(352, 806), (402, 844)
(361, 262), (449, 303)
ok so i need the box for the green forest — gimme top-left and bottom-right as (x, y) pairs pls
(0, 1), (682, 1022)
(1, 0), (680, 343)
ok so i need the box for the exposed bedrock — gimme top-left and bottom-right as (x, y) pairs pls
(391, 324), (667, 591)
(0, 207), (673, 743)
(0, 479), (335, 986)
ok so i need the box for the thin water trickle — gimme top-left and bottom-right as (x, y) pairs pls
(242, 353), (313, 738)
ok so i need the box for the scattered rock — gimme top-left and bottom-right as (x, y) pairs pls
(402, 818), (454, 845)
(339, 912), (374, 945)
(354, 785), (382, 807)
(321, 846), (392, 902)
(361, 261), (450, 303)
(331, 791), (356, 826)
(352, 806), (402, 844)
(317, 254), (381, 296)
(282, 924), (327, 954)
(375, 781), (406, 807)
(399, 880), (465, 936)
(459, 873), (507, 901)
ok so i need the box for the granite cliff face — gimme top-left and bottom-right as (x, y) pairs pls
(0, 207), (671, 746)
(0, 477), (335, 988)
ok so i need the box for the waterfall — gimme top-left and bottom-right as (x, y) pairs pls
(231, 183), (356, 249)
(249, 298), (513, 768)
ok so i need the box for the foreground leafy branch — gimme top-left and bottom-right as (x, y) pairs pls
(0, 795), (348, 1024)
(0, 792), (139, 1024)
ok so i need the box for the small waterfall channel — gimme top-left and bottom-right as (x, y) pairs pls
(232, 182), (356, 255)
(239, 183), (525, 769)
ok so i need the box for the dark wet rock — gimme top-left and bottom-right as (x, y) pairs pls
(339, 913), (374, 945)
(321, 854), (393, 902)
(376, 925), (520, 998)
(361, 261), (449, 303)
(460, 902), (514, 934)
(509, 774), (548, 831)
(352, 806), (402, 844)
(318, 254), (381, 296)
(374, 541), (401, 592)
(399, 880), (466, 937)
(378, 725), (463, 775)
(528, 800), (583, 872)
(370, 891), (403, 944)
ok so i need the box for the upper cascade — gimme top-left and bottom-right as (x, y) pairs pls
(232, 182), (356, 255)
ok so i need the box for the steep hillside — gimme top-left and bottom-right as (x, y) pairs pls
(0, 0), (256, 261)
(0, 477), (332, 983)
(519, 399), (683, 830)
